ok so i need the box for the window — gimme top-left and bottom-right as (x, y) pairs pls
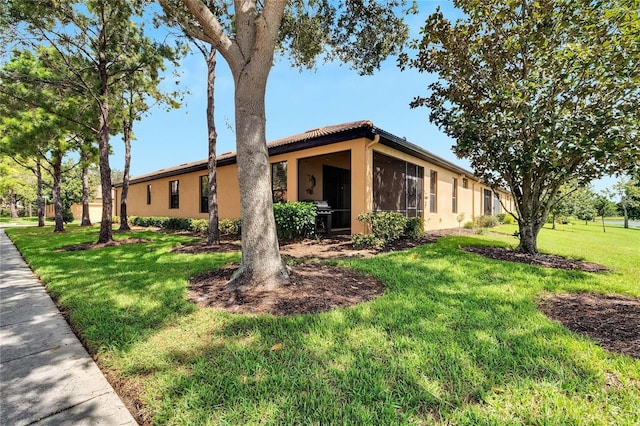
(372, 152), (423, 218)
(146, 184), (151, 205)
(200, 175), (208, 213)
(452, 178), (458, 213)
(429, 170), (437, 213)
(484, 189), (492, 215)
(169, 180), (179, 209)
(462, 178), (468, 189)
(271, 161), (287, 202)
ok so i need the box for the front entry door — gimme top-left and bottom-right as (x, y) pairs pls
(323, 165), (351, 229)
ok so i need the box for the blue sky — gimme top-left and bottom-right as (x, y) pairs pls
(109, 1), (614, 192)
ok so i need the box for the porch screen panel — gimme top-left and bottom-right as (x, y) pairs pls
(271, 161), (287, 203)
(373, 152), (423, 217)
(407, 163), (424, 217)
(373, 152), (406, 213)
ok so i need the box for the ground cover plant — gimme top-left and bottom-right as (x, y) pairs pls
(6, 223), (640, 424)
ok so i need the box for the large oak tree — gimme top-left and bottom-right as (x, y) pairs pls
(403, 0), (640, 254)
(164, 0), (412, 289)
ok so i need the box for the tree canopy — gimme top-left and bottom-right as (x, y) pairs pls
(403, 0), (640, 253)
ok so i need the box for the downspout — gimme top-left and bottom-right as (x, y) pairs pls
(364, 134), (380, 234)
(471, 180), (476, 221)
(366, 134), (380, 150)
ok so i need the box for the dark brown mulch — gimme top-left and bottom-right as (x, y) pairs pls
(539, 293), (640, 359)
(188, 263), (385, 315)
(56, 238), (150, 252)
(463, 246), (609, 273)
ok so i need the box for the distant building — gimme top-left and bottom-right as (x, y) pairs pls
(113, 121), (513, 234)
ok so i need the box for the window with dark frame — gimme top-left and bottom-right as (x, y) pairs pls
(271, 161), (287, 202)
(429, 170), (437, 213)
(200, 175), (209, 213)
(462, 178), (468, 189)
(452, 178), (458, 213)
(146, 184), (151, 205)
(169, 180), (179, 209)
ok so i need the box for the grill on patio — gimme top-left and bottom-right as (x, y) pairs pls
(311, 200), (333, 234)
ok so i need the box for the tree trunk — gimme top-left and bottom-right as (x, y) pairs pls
(36, 159), (44, 227)
(622, 204), (629, 229)
(517, 220), (542, 254)
(9, 191), (19, 219)
(52, 152), (64, 232)
(206, 48), (220, 245)
(97, 59), (113, 243)
(120, 119), (132, 231)
(81, 156), (92, 226)
(601, 215), (606, 232)
(552, 213), (556, 230)
(226, 58), (288, 290)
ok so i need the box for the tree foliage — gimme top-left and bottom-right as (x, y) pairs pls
(403, 0), (640, 253)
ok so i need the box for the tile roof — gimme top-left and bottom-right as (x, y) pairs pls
(116, 120), (476, 186)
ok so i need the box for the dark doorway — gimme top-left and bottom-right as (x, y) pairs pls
(323, 165), (351, 229)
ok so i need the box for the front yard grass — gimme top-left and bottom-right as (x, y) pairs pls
(6, 224), (640, 425)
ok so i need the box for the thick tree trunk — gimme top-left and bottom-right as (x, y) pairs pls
(517, 220), (542, 254)
(226, 62), (288, 290)
(622, 204), (629, 229)
(9, 191), (18, 219)
(120, 120), (132, 231)
(36, 159), (44, 227)
(97, 59), (113, 243)
(81, 159), (92, 226)
(206, 48), (220, 245)
(52, 153), (64, 232)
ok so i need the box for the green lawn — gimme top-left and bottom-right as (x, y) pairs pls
(6, 223), (640, 425)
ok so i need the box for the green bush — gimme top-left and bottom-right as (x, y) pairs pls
(165, 217), (193, 231)
(273, 202), (316, 240)
(191, 219), (209, 234)
(351, 233), (384, 249)
(463, 221), (475, 229)
(403, 217), (424, 239)
(475, 215), (499, 228)
(497, 213), (516, 225)
(112, 216), (120, 225)
(357, 212), (406, 245)
(131, 216), (170, 228)
(219, 218), (241, 235)
(62, 207), (74, 224)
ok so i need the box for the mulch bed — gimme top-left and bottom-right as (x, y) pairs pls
(539, 293), (640, 359)
(188, 263), (385, 315)
(463, 246), (610, 272)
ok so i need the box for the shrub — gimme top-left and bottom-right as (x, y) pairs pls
(475, 215), (499, 228)
(112, 216), (120, 225)
(131, 216), (170, 228)
(502, 214), (515, 224)
(403, 217), (424, 239)
(191, 219), (209, 234)
(219, 218), (241, 235)
(165, 217), (193, 231)
(464, 221), (475, 229)
(357, 212), (406, 245)
(62, 207), (74, 224)
(352, 233), (384, 249)
(273, 202), (316, 240)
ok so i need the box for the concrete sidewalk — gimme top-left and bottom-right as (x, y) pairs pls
(0, 228), (137, 425)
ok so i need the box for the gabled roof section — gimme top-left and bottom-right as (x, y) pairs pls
(115, 120), (475, 187)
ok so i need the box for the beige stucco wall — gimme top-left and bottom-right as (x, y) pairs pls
(114, 136), (512, 234)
